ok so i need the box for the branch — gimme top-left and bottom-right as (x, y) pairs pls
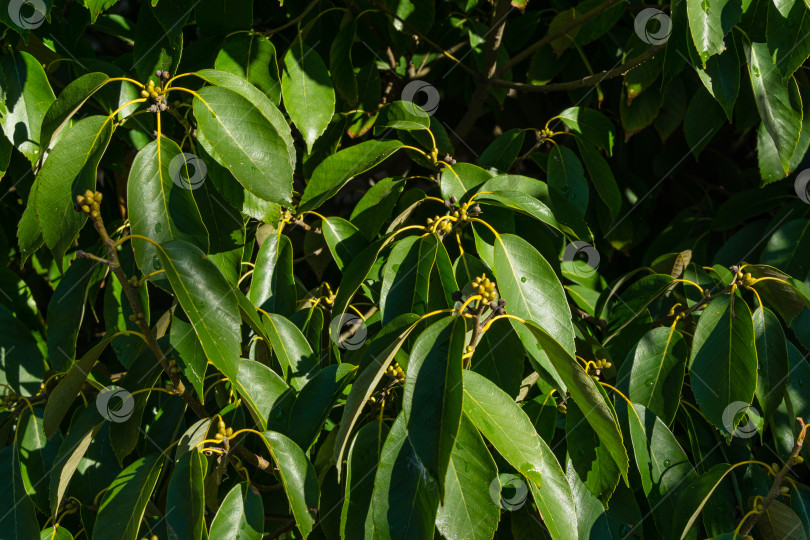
(491, 44), (665, 93)
(454, 0), (513, 139)
(497, 0), (625, 76)
(739, 418), (808, 536)
(261, 0), (319, 36)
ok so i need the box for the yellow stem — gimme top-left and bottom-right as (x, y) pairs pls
(106, 77), (145, 89)
(457, 294), (482, 314)
(480, 314), (526, 333)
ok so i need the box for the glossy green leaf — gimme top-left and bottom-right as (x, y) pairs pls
(469, 317), (524, 397)
(575, 137), (622, 222)
(618, 326), (688, 425)
(157, 240), (242, 383)
(281, 41), (335, 152)
(128, 137), (209, 277)
(0, 51), (55, 163)
(92, 454), (163, 540)
(375, 100), (431, 132)
(547, 145), (589, 236)
(475, 190), (562, 233)
(208, 482), (264, 540)
(493, 233), (575, 354)
(298, 139), (403, 212)
(322, 216), (368, 271)
(249, 233), (296, 316)
(0, 446), (39, 539)
(767, 0), (810, 80)
(559, 107), (616, 156)
(40, 72), (109, 149)
(16, 409), (59, 513)
(215, 33), (281, 104)
(330, 19), (359, 105)
(761, 218), (810, 279)
(463, 370), (577, 540)
(370, 413), (440, 540)
(35, 115), (113, 261)
(403, 316), (465, 489)
(0, 305), (44, 397)
(688, 295), (758, 433)
(436, 414), (500, 540)
(627, 403), (697, 540)
(441, 162), (493, 202)
(694, 38), (740, 120)
(341, 422), (388, 539)
(380, 234), (437, 324)
(194, 85), (293, 204)
(170, 314), (207, 403)
(477, 128), (525, 172)
(262, 312), (318, 391)
(350, 177), (405, 239)
(259, 432), (320, 537)
(745, 41), (803, 173)
(287, 364), (353, 450)
(166, 449), (207, 540)
(565, 400), (621, 504)
(687, 0), (740, 65)
(753, 306), (789, 420)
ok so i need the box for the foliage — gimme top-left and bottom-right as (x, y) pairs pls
(2, 0), (810, 539)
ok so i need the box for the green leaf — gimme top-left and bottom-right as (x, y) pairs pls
(248, 233), (296, 317)
(215, 33), (281, 104)
(748, 265), (810, 323)
(688, 295), (758, 434)
(92, 454), (164, 540)
(298, 139), (403, 211)
(132, 0), (184, 81)
(0, 51), (55, 163)
(193, 85), (293, 204)
(157, 240), (242, 383)
(463, 370), (577, 540)
(683, 86), (726, 159)
(618, 326), (688, 425)
(575, 137), (622, 223)
(281, 41), (335, 152)
(469, 317), (524, 397)
(627, 403), (698, 540)
(49, 406), (105, 516)
(547, 145), (589, 236)
(440, 162), (493, 202)
(375, 100), (431, 132)
(208, 482), (264, 540)
(493, 233), (575, 354)
(40, 72), (110, 150)
(520, 320), (629, 481)
(474, 190), (563, 233)
(330, 19), (359, 105)
(286, 364), (353, 450)
(167, 450), (207, 540)
(687, 0), (740, 65)
(744, 41), (803, 173)
(0, 305), (44, 397)
(81, 0), (119, 22)
(16, 409), (59, 513)
(259, 432), (320, 537)
(755, 500), (808, 540)
(262, 313), (318, 391)
(565, 400), (621, 504)
(170, 313), (208, 402)
(753, 306), (789, 420)
(370, 413), (440, 540)
(0, 446), (39, 539)
(403, 316), (466, 490)
(322, 216), (368, 271)
(350, 177), (406, 240)
(477, 128), (525, 172)
(39, 527), (73, 540)
(436, 415), (501, 540)
(767, 0), (810, 80)
(761, 218), (810, 279)
(45, 259), (106, 371)
(559, 107), (616, 156)
(35, 115), (114, 261)
(791, 484), (810, 538)
(694, 37), (740, 120)
(195, 0), (252, 35)
(128, 137), (209, 278)
(380, 234), (437, 324)
(232, 357), (292, 431)
(341, 422), (388, 539)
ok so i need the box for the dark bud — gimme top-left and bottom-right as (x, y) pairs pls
(498, 298), (506, 307)
(489, 300), (498, 310)
(444, 199), (452, 208)
(73, 202), (83, 213)
(449, 196), (457, 204)
(443, 153), (457, 165)
(451, 290), (463, 302)
(471, 204), (482, 214)
(496, 307), (506, 315)
(155, 70), (164, 78)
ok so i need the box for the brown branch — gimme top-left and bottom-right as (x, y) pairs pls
(454, 0), (513, 139)
(491, 44), (665, 93)
(739, 417), (809, 536)
(497, 0), (625, 76)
